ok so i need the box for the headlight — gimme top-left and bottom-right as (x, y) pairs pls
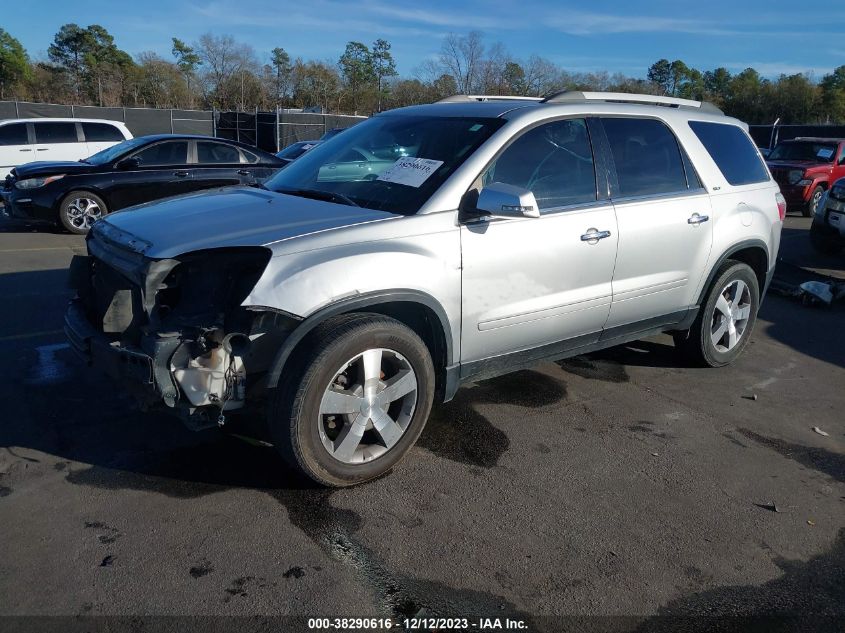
(15, 174), (65, 189)
(787, 170), (804, 185)
(830, 184), (845, 201)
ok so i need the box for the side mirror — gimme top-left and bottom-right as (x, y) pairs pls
(476, 182), (540, 219)
(116, 157), (140, 171)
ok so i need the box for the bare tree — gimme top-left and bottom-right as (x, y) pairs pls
(439, 31), (485, 94)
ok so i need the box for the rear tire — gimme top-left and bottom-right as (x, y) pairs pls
(59, 191), (108, 234)
(269, 313), (435, 487)
(674, 261), (760, 367)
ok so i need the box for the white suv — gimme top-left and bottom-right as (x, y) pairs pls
(0, 118), (132, 179)
(66, 92), (784, 486)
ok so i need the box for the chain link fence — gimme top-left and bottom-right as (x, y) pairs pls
(749, 124), (845, 149)
(0, 101), (366, 153)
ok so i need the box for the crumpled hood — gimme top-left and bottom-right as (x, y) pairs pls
(96, 186), (397, 259)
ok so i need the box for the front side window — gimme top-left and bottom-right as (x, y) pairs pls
(34, 122), (78, 144)
(82, 122), (125, 142)
(602, 117), (688, 197)
(84, 137), (148, 165)
(197, 141), (241, 164)
(263, 115), (505, 215)
(132, 141), (189, 166)
(482, 118), (597, 210)
(689, 121), (769, 186)
(0, 123), (28, 146)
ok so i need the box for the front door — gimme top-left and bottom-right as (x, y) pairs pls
(460, 118), (619, 364)
(599, 117), (713, 331)
(107, 140), (193, 210)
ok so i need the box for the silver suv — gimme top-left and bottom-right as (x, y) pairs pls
(66, 92), (784, 486)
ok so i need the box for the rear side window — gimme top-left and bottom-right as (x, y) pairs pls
(34, 122), (78, 144)
(601, 118), (688, 197)
(240, 148), (260, 164)
(197, 141), (241, 164)
(0, 123), (28, 146)
(688, 121), (769, 186)
(82, 122), (125, 142)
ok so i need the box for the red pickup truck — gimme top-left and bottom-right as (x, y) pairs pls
(766, 137), (845, 217)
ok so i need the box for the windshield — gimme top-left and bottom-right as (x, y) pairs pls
(768, 141), (838, 162)
(263, 115), (506, 215)
(85, 137), (149, 165)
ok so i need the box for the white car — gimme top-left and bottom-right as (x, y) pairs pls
(0, 118), (132, 179)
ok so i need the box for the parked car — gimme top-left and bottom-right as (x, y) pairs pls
(766, 137), (845, 217)
(276, 139), (322, 164)
(2, 134), (284, 233)
(66, 92), (783, 486)
(810, 177), (845, 254)
(0, 118), (132, 180)
(320, 127), (348, 141)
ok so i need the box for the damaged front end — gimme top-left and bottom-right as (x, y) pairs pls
(65, 220), (298, 430)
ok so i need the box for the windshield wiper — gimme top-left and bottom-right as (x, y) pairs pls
(275, 188), (360, 207)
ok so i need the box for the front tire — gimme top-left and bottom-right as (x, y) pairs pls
(59, 191), (108, 234)
(269, 313), (435, 487)
(804, 185), (824, 218)
(674, 261), (760, 367)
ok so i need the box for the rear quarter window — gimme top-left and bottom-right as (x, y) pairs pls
(688, 121), (770, 186)
(82, 122), (125, 142)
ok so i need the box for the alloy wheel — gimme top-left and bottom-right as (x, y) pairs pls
(65, 197), (103, 230)
(710, 279), (752, 352)
(318, 348), (418, 464)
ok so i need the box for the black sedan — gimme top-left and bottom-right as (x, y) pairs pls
(1, 134), (284, 234)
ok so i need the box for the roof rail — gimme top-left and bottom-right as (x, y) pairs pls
(541, 90), (724, 115)
(436, 94), (544, 103)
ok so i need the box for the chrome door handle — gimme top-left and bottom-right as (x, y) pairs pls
(174, 171), (189, 177)
(688, 213), (709, 225)
(581, 228), (612, 243)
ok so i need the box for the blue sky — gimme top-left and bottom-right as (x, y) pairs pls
(5, 0), (845, 79)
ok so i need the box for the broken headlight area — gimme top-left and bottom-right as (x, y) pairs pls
(69, 244), (299, 430)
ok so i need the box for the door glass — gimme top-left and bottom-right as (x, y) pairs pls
(82, 122), (125, 142)
(197, 141), (241, 164)
(482, 118), (597, 211)
(34, 122), (78, 144)
(0, 123), (28, 145)
(132, 141), (189, 166)
(240, 149), (260, 164)
(601, 117), (688, 197)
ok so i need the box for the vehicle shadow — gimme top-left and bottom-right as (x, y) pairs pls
(0, 217), (62, 234)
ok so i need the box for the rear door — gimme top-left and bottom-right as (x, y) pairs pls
(833, 142), (845, 184)
(190, 140), (247, 191)
(81, 122), (127, 157)
(33, 121), (85, 162)
(106, 139), (193, 210)
(0, 123), (32, 178)
(600, 116), (713, 332)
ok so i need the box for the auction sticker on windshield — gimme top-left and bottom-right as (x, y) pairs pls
(377, 157), (444, 187)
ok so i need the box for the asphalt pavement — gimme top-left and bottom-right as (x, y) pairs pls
(0, 214), (842, 632)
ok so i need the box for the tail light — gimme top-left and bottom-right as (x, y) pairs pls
(775, 192), (786, 221)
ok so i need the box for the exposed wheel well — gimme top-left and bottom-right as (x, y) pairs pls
(344, 302), (449, 399)
(726, 246), (768, 292)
